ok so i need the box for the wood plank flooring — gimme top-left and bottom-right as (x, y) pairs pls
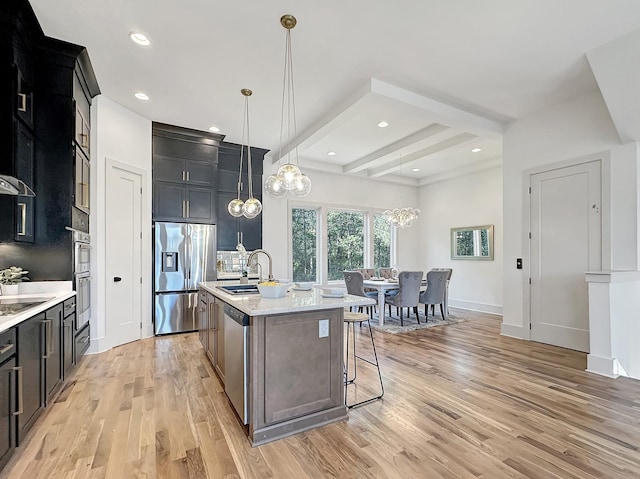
(2, 309), (640, 478)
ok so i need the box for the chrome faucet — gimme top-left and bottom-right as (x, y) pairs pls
(247, 249), (274, 281)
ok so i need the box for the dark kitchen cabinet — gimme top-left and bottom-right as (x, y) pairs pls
(216, 142), (267, 252)
(43, 303), (63, 405)
(152, 123), (223, 225)
(0, 328), (17, 470)
(74, 323), (90, 363)
(62, 298), (76, 378)
(16, 313), (44, 444)
(0, 1), (39, 244)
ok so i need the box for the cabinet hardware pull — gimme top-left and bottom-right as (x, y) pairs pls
(186, 171), (190, 182)
(182, 200), (186, 218)
(80, 133), (89, 148)
(187, 200), (190, 217)
(17, 203), (26, 236)
(17, 93), (27, 112)
(13, 366), (23, 415)
(0, 343), (14, 354)
(182, 171), (186, 182)
(82, 336), (90, 344)
(42, 319), (53, 358)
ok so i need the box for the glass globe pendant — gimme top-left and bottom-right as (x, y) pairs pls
(264, 14), (312, 199)
(227, 198), (244, 217)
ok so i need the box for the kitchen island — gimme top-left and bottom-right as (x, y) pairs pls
(198, 281), (375, 446)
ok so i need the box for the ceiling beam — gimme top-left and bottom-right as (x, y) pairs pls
(342, 123), (450, 174)
(366, 132), (478, 177)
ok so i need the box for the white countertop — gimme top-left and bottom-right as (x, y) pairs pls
(200, 281), (375, 316)
(0, 281), (75, 333)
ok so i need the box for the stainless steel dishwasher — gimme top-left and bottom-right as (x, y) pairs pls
(223, 303), (249, 424)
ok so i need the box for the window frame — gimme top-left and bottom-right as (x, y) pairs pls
(288, 200), (397, 284)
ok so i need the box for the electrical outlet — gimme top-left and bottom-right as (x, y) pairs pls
(319, 319), (329, 338)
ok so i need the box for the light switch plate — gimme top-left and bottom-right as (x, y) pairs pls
(319, 319), (329, 338)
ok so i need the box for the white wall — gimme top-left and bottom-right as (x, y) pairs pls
(262, 166), (420, 281)
(501, 89), (638, 338)
(417, 167), (503, 314)
(91, 96), (152, 353)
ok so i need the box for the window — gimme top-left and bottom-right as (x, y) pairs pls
(327, 210), (365, 280)
(291, 208), (318, 281)
(373, 214), (391, 269)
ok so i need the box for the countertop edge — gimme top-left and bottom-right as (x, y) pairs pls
(199, 281), (374, 316)
(0, 291), (76, 333)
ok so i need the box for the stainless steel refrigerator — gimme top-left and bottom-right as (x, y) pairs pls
(154, 222), (217, 334)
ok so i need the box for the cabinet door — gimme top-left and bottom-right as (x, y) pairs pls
(216, 192), (239, 251)
(185, 187), (215, 223)
(44, 304), (63, 404)
(62, 313), (75, 378)
(0, 356), (17, 470)
(14, 66), (34, 129)
(185, 159), (214, 186)
(74, 147), (90, 214)
(239, 208), (262, 251)
(17, 314), (44, 444)
(153, 182), (186, 222)
(153, 156), (185, 183)
(14, 122), (34, 243)
(206, 295), (216, 367)
(215, 300), (225, 382)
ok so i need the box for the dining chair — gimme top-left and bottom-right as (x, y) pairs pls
(378, 268), (393, 279)
(384, 271), (423, 326)
(419, 270), (449, 321)
(356, 268), (376, 280)
(429, 268), (453, 315)
(343, 271), (378, 317)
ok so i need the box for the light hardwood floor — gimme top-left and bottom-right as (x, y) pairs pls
(2, 309), (640, 478)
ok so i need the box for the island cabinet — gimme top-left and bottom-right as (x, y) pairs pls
(249, 309), (345, 446)
(152, 122), (224, 224)
(216, 142), (268, 252)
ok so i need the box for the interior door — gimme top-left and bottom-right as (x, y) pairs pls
(530, 160), (601, 352)
(106, 159), (143, 347)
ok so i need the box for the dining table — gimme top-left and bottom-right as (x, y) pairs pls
(363, 278), (427, 326)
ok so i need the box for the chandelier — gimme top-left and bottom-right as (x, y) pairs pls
(383, 207), (421, 228)
(264, 14), (312, 198)
(227, 88), (262, 219)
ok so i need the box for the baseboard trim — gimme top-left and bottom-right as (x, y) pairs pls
(449, 299), (502, 315)
(500, 323), (527, 339)
(86, 336), (111, 355)
(586, 354), (620, 378)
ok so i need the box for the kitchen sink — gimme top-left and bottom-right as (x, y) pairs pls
(217, 284), (260, 295)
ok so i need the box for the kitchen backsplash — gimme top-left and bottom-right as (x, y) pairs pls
(217, 251), (259, 275)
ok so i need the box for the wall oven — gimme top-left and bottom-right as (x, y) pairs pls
(72, 230), (91, 330)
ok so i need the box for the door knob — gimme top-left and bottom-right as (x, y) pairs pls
(114, 277), (122, 282)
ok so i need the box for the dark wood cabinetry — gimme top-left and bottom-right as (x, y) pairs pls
(0, 329), (17, 470)
(16, 313), (44, 444)
(216, 142), (267, 252)
(62, 298), (76, 378)
(152, 123), (223, 224)
(43, 303), (62, 405)
(0, 1), (40, 244)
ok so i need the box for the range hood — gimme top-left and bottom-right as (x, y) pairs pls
(0, 175), (35, 196)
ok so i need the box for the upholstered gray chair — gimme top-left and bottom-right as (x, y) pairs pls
(419, 270), (449, 320)
(384, 271), (423, 326)
(429, 268), (453, 316)
(378, 268), (393, 279)
(357, 268), (376, 280)
(344, 271), (378, 317)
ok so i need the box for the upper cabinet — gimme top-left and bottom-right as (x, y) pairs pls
(0, 0), (41, 243)
(152, 123), (223, 224)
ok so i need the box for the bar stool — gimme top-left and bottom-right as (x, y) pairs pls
(343, 311), (384, 408)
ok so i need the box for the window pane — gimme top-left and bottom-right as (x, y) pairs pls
(291, 208), (317, 282)
(327, 210), (364, 281)
(374, 214), (391, 269)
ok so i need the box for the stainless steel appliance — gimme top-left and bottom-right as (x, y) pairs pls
(72, 230), (91, 331)
(154, 222), (216, 335)
(223, 303), (249, 424)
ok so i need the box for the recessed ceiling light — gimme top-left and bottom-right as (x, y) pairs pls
(377, 121), (389, 128)
(209, 126), (220, 133)
(129, 32), (150, 46)
(471, 147), (482, 153)
(327, 151), (336, 156)
(134, 92), (150, 101)
(412, 168), (420, 172)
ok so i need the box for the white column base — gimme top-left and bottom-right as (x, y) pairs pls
(586, 354), (620, 378)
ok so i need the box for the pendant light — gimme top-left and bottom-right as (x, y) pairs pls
(264, 14), (312, 199)
(227, 88), (262, 219)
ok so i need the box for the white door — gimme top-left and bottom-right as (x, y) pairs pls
(106, 159), (143, 347)
(530, 160), (601, 352)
